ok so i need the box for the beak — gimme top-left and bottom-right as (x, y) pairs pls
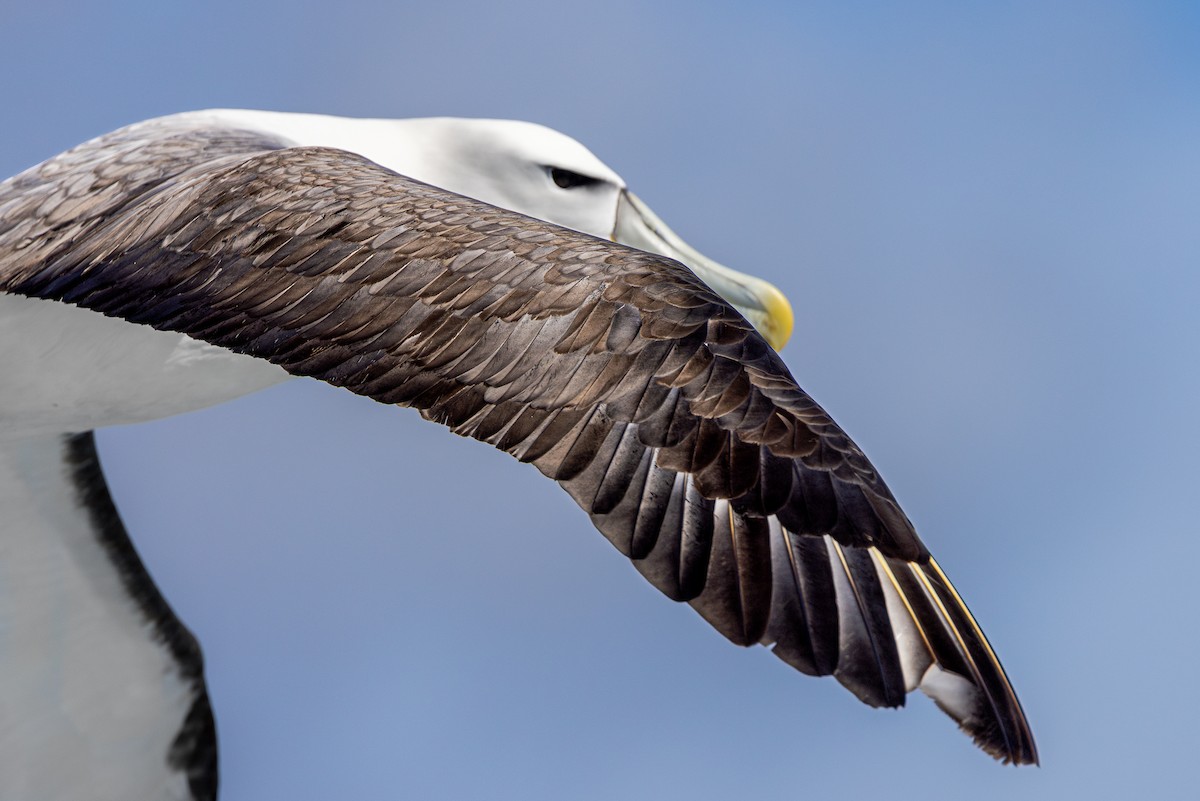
(613, 190), (794, 350)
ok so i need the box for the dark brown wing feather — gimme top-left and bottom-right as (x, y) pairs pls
(0, 119), (1036, 764)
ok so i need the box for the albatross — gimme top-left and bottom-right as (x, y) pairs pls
(0, 110), (1037, 800)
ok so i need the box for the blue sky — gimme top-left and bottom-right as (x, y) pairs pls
(3, 1), (1198, 798)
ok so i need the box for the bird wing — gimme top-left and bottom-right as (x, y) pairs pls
(0, 121), (1036, 767)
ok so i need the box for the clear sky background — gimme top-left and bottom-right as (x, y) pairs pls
(2, 1), (1198, 799)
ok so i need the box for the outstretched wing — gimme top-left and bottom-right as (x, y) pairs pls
(0, 121), (1036, 764)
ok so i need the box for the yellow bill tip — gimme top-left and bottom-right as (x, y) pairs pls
(759, 281), (794, 351)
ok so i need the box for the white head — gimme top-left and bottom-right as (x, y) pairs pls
(382, 118), (627, 240)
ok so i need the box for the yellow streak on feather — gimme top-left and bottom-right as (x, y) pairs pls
(869, 548), (935, 658)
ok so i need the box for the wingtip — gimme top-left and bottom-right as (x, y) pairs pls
(920, 662), (1038, 765)
(915, 560), (1039, 766)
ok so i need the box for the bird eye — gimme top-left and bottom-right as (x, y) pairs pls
(547, 167), (602, 190)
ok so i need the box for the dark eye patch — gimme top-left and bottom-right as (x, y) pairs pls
(547, 166), (604, 190)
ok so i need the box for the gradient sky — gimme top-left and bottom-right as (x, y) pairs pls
(2, 1), (1198, 799)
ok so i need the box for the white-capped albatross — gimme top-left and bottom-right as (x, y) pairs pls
(0, 110), (1037, 800)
